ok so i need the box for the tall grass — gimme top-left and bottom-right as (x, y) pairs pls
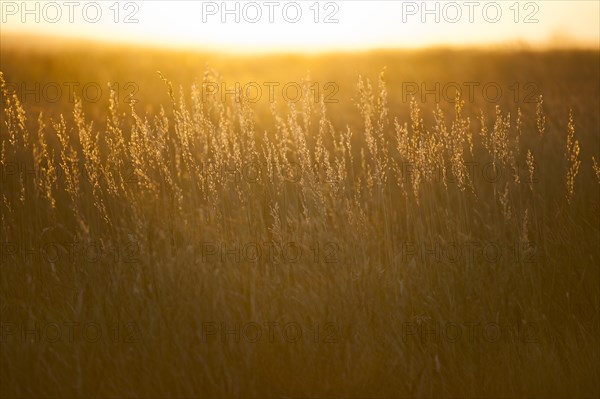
(1, 62), (599, 397)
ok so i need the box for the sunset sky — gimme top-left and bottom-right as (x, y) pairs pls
(1, 0), (599, 52)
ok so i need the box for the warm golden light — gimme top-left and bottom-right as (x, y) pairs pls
(2, 2), (600, 398)
(1, 0), (599, 51)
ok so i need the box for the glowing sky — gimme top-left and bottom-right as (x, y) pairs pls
(1, 1), (599, 52)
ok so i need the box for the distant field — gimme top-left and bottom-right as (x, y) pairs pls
(1, 36), (599, 397)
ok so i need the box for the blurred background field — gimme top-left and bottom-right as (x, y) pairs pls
(2, 34), (599, 127)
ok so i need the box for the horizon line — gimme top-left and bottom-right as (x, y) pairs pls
(2, 31), (599, 56)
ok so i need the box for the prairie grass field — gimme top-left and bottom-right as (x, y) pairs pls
(1, 35), (599, 397)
